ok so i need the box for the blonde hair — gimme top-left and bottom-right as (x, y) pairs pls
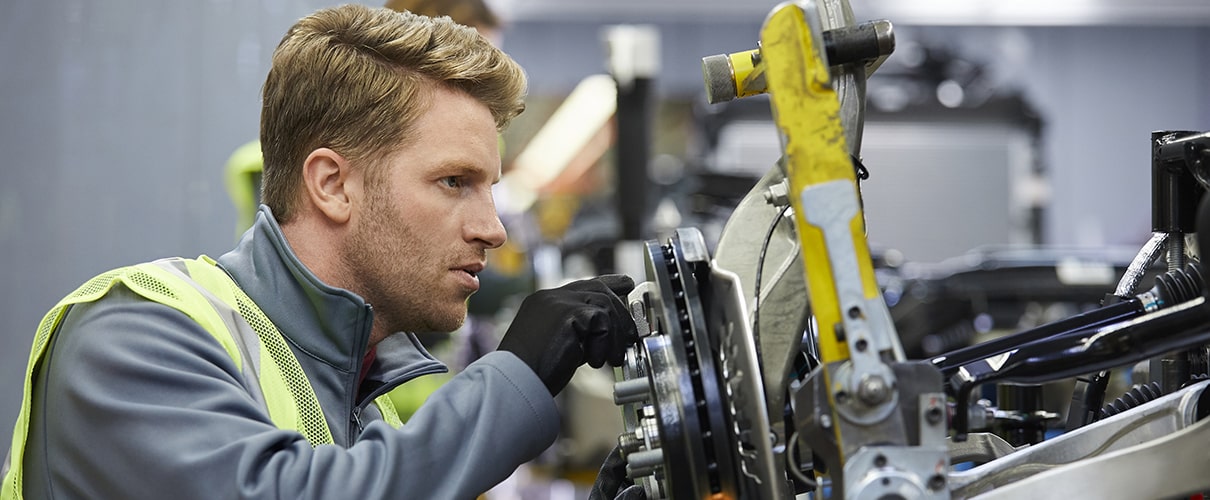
(260, 3), (526, 222)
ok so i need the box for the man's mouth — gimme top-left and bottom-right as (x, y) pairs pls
(456, 262), (485, 278)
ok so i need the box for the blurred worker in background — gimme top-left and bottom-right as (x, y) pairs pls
(385, 0), (502, 44)
(2, 5), (638, 498)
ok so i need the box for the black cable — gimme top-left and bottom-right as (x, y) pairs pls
(851, 154), (869, 181)
(785, 431), (819, 491)
(802, 316), (821, 372)
(851, 154), (870, 235)
(754, 204), (792, 369)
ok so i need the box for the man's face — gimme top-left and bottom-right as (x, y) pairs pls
(343, 86), (506, 337)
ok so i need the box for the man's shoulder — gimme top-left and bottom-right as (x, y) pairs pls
(52, 279), (236, 366)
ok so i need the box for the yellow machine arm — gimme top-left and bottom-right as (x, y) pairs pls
(709, 2), (950, 497)
(762, 5), (881, 366)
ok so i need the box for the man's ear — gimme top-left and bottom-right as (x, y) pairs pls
(301, 148), (358, 224)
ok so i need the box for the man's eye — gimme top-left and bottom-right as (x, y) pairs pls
(442, 177), (462, 188)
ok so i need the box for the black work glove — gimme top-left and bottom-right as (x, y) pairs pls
(589, 444), (647, 500)
(497, 274), (638, 396)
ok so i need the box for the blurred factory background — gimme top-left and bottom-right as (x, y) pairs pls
(1, 0), (1209, 478)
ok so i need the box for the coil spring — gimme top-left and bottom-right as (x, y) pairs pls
(1099, 381), (1163, 419)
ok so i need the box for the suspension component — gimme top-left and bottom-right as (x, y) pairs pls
(1100, 381), (1164, 419)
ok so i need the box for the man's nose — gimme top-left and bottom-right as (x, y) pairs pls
(471, 207), (507, 250)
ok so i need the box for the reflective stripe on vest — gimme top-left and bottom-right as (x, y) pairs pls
(2, 256), (401, 500)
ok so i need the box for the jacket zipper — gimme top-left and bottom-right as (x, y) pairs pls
(350, 362), (448, 432)
(348, 304), (373, 438)
(352, 405), (364, 434)
(347, 307), (453, 435)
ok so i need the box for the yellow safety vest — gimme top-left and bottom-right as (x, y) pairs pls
(2, 256), (401, 499)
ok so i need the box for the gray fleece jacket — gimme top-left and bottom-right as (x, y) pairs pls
(19, 206), (559, 499)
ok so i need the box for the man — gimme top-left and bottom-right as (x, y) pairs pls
(2, 5), (637, 499)
(224, 0), (515, 422)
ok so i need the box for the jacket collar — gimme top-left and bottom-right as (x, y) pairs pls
(216, 205), (445, 386)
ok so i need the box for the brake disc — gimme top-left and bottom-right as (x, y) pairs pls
(615, 228), (782, 499)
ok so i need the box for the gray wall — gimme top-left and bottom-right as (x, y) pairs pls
(0, 0), (348, 460)
(1020, 26), (1210, 245)
(1, 0), (1208, 460)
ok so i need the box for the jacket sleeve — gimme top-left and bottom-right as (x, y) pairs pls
(23, 285), (559, 500)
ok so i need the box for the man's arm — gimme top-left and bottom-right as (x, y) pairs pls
(23, 285), (556, 499)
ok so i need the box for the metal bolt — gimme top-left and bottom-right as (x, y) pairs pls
(764, 180), (790, 206)
(928, 474), (947, 491)
(618, 431), (643, 453)
(926, 405), (944, 425)
(628, 448), (663, 469)
(613, 378), (652, 405)
(873, 454), (887, 468)
(1168, 236), (1186, 272)
(626, 448), (665, 478)
(820, 414), (833, 429)
(857, 375), (890, 406)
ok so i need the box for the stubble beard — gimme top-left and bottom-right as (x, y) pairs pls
(343, 185), (468, 337)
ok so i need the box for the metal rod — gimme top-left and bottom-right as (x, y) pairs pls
(932, 299), (1145, 376)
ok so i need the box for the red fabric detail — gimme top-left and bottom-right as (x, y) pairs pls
(359, 347), (377, 387)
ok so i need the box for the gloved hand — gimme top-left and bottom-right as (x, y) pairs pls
(498, 274), (639, 396)
(589, 444), (647, 500)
